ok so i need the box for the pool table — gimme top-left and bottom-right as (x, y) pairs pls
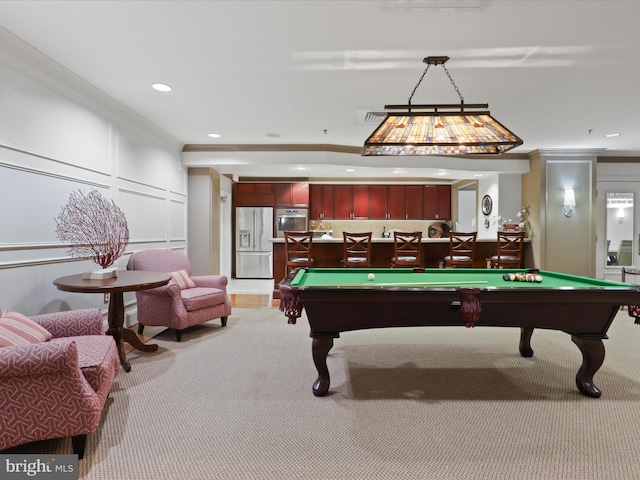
(279, 267), (640, 398)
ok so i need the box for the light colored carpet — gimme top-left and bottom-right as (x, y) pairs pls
(6, 307), (640, 479)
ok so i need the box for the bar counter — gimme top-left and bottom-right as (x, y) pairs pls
(271, 237), (533, 296)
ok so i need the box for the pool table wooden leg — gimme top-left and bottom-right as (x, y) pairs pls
(519, 328), (534, 357)
(571, 334), (606, 398)
(311, 335), (335, 397)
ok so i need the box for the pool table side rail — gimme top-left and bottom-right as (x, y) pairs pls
(279, 268), (640, 331)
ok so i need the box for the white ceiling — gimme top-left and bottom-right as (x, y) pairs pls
(0, 0), (639, 181)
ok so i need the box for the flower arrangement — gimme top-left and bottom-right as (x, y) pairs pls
(491, 214), (512, 228)
(517, 204), (533, 238)
(491, 205), (533, 237)
(55, 189), (130, 272)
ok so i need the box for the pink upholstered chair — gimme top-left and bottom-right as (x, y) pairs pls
(0, 308), (119, 459)
(126, 249), (232, 341)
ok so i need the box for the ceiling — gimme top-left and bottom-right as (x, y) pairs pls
(0, 0), (639, 181)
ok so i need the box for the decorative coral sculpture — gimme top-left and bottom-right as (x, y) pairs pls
(55, 189), (129, 269)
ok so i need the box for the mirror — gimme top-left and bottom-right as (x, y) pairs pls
(606, 192), (634, 266)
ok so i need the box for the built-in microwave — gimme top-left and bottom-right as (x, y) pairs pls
(276, 208), (308, 238)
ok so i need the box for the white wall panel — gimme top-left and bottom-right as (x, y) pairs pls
(117, 130), (167, 189)
(119, 189), (167, 242)
(168, 152), (187, 196)
(0, 64), (111, 172)
(0, 164), (111, 244)
(170, 199), (187, 241)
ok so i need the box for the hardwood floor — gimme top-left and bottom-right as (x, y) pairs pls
(229, 293), (278, 309)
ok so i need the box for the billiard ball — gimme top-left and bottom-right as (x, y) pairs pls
(502, 273), (510, 281)
(367, 273), (375, 280)
(535, 274), (543, 283)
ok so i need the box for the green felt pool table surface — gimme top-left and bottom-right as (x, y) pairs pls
(288, 267), (632, 290)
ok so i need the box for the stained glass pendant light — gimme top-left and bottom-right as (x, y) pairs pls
(362, 56), (523, 156)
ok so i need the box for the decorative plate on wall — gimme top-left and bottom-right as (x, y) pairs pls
(482, 195), (492, 215)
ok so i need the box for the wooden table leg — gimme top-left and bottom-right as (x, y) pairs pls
(571, 334), (606, 398)
(106, 292), (157, 372)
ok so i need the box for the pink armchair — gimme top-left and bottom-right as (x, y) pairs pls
(0, 308), (118, 459)
(126, 249), (232, 341)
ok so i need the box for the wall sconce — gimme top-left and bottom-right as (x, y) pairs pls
(563, 188), (576, 217)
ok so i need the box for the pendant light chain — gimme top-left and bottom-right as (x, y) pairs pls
(407, 65), (430, 106)
(442, 64), (464, 104)
(407, 63), (465, 107)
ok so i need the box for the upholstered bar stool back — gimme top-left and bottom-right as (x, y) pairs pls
(284, 231), (314, 278)
(489, 231), (525, 268)
(391, 231), (422, 268)
(342, 232), (372, 267)
(443, 231), (477, 268)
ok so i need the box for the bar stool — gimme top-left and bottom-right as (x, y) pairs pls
(342, 232), (372, 267)
(391, 231), (422, 268)
(284, 231), (314, 278)
(488, 231), (525, 269)
(442, 232), (477, 268)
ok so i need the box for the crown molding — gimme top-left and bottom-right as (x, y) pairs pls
(182, 144), (363, 154)
(0, 26), (182, 152)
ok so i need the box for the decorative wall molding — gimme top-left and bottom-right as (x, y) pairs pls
(0, 256), (87, 270)
(0, 151), (111, 187)
(118, 186), (167, 201)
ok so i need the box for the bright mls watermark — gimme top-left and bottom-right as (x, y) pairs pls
(1, 455), (78, 479)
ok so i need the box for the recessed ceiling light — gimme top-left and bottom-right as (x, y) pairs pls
(437, 171), (448, 176)
(474, 173), (483, 177)
(208, 133), (221, 138)
(152, 83), (172, 92)
(604, 133), (621, 138)
(266, 133), (281, 138)
(296, 167), (306, 171)
(346, 168), (356, 172)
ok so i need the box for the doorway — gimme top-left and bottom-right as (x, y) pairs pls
(597, 181), (639, 281)
(457, 182), (477, 232)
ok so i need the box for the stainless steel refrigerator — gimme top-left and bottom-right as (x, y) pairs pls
(235, 206), (274, 279)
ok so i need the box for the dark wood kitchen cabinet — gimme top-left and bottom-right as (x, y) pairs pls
(275, 183), (309, 207)
(405, 185), (424, 219)
(333, 185), (352, 219)
(309, 184), (335, 219)
(352, 185), (370, 218)
(233, 183), (275, 206)
(370, 185), (408, 219)
(369, 185), (424, 219)
(424, 185), (451, 220)
(388, 185), (409, 219)
(334, 185), (369, 219)
(310, 183), (449, 220)
(369, 185), (390, 219)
